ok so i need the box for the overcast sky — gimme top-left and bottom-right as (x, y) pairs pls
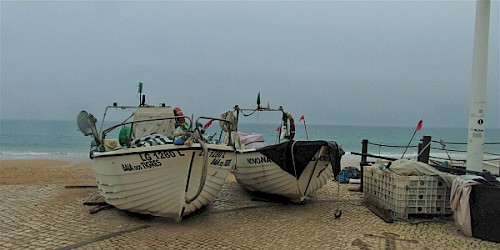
(1, 1), (499, 128)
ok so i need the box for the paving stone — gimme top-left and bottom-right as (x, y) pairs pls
(0, 182), (499, 249)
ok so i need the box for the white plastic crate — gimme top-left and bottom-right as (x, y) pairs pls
(363, 166), (452, 219)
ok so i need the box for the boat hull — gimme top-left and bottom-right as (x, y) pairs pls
(92, 143), (234, 222)
(233, 141), (343, 203)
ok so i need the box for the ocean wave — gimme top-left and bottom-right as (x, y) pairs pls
(0, 151), (90, 163)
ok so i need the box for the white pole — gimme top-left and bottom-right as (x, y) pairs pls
(466, 0), (490, 172)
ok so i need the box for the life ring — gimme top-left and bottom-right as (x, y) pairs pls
(173, 107), (186, 124)
(282, 112), (295, 140)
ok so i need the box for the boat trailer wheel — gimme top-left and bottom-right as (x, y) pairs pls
(334, 210), (342, 219)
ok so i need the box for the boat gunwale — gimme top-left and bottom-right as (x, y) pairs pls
(92, 143), (235, 158)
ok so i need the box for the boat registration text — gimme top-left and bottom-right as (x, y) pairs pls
(121, 150), (186, 172)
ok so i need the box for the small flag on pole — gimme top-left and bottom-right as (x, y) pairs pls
(299, 115), (309, 140)
(401, 119), (424, 159)
(203, 119), (214, 130)
(416, 119), (423, 131)
(275, 124), (280, 131)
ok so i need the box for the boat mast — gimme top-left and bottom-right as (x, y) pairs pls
(466, 0), (490, 172)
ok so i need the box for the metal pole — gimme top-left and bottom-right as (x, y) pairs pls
(361, 139), (368, 165)
(303, 120), (309, 140)
(466, 0), (490, 172)
(418, 136), (431, 164)
(360, 139), (369, 192)
(401, 129), (418, 159)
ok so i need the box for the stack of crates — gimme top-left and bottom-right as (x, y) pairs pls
(363, 166), (452, 219)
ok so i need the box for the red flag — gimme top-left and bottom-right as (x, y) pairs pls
(299, 115), (305, 121)
(203, 119), (214, 130)
(275, 125), (280, 131)
(416, 120), (423, 131)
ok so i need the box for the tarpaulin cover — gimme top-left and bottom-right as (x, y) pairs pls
(238, 132), (267, 149)
(257, 140), (344, 180)
(470, 183), (500, 243)
(132, 107), (176, 139)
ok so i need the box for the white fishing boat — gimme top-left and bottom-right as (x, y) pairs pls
(218, 103), (344, 205)
(77, 84), (235, 222)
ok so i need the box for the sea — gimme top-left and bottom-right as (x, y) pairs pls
(1, 119), (499, 164)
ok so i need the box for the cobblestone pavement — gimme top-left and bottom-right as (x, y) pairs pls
(1, 182), (499, 249)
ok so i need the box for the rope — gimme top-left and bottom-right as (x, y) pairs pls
(439, 140), (453, 165)
(368, 142), (418, 148)
(431, 140), (500, 145)
(429, 147), (467, 153)
(302, 146), (324, 197)
(239, 109), (259, 117)
(430, 156), (466, 162)
(369, 140), (500, 157)
(290, 141), (302, 198)
(411, 140), (431, 160)
(219, 111), (237, 132)
(336, 178), (340, 214)
(429, 146), (500, 157)
(185, 129), (209, 204)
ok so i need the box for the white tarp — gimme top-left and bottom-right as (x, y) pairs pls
(388, 159), (488, 237)
(388, 159), (457, 187)
(450, 175), (484, 237)
(132, 107), (176, 139)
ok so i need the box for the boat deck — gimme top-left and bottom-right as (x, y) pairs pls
(1, 179), (498, 249)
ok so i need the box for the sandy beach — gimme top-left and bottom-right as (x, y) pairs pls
(1, 157), (499, 249)
(0, 157), (363, 186)
(0, 160), (95, 185)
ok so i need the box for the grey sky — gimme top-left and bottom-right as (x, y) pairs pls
(1, 1), (499, 128)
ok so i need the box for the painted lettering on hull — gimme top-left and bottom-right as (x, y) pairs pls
(210, 158), (233, 167)
(140, 150), (185, 161)
(246, 156), (274, 165)
(198, 151), (227, 158)
(121, 150), (187, 172)
(122, 163), (136, 171)
(121, 159), (162, 172)
(207, 150), (232, 167)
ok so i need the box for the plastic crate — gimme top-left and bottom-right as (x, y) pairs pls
(363, 166), (452, 219)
